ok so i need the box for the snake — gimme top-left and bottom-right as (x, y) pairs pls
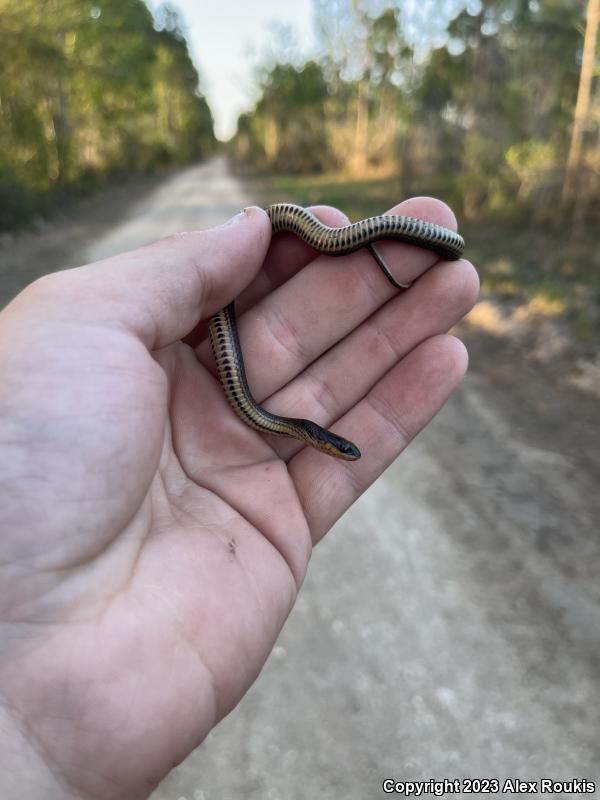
(209, 203), (465, 461)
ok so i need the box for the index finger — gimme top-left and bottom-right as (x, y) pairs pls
(182, 205), (351, 349)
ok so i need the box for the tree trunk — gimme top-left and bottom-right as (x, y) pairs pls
(560, 0), (599, 216)
(351, 79), (369, 175)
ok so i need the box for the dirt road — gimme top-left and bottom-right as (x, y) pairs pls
(1, 158), (598, 799)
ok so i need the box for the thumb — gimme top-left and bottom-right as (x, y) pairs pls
(44, 206), (271, 350)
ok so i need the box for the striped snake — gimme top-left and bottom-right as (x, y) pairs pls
(209, 203), (464, 460)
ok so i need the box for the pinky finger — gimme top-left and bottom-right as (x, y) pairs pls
(289, 334), (468, 543)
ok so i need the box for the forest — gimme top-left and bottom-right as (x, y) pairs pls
(233, 0), (598, 228)
(0, 0), (216, 229)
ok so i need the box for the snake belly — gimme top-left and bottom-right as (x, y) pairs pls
(208, 203), (465, 461)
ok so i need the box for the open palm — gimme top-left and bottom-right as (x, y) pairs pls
(0, 202), (478, 799)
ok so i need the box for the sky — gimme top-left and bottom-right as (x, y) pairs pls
(147, 0), (315, 141)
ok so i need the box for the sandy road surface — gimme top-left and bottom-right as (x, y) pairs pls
(1, 158), (598, 799)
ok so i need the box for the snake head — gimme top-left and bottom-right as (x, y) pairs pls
(329, 436), (361, 461)
(300, 421), (361, 461)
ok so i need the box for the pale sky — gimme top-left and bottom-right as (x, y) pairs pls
(145, 0), (470, 141)
(147, 0), (315, 141)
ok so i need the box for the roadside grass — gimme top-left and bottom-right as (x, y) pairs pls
(253, 171), (598, 349)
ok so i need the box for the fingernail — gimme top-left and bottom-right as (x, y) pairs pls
(218, 209), (247, 229)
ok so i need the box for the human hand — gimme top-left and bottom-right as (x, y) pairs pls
(0, 201), (478, 799)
